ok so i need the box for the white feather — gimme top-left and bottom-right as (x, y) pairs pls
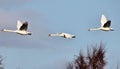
(17, 20), (23, 30)
(101, 14), (107, 27)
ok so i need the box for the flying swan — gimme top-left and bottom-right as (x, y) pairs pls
(49, 33), (75, 39)
(1, 20), (32, 35)
(88, 14), (114, 31)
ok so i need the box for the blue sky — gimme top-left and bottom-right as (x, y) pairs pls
(0, 0), (120, 69)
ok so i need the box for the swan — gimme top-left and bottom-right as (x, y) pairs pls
(1, 20), (32, 35)
(49, 33), (75, 39)
(88, 14), (114, 31)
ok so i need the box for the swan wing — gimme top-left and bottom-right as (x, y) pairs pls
(19, 21), (28, 31)
(17, 20), (23, 30)
(103, 20), (111, 28)
(61, 33), (75, 38)
(101, 14), (107, 27)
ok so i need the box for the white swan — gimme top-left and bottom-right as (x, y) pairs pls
(88, 14), (114, 31)
(1, 20), (32, 35)
(49, 33), (75, 39)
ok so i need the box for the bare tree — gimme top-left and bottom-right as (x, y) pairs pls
(75, 52), (88, 69)
(87, 44), (106, 69)
(66, 62), (74, 69)
(67, 43), (106, 69)
(0, 56), (4, 69)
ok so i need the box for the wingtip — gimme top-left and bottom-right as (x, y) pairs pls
(101, 14), (105, 17)
(17, 20), (21, 23)
(101, 13), (104, 16)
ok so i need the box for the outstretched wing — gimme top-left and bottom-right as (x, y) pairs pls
(101, 14), (107, 27)
(19, 22), (28, 31)
(103, 20), (111, 28)
(17, 20), (23, 30)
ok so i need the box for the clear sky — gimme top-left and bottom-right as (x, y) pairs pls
(0, 0), (120, 69)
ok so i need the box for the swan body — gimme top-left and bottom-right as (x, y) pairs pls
(88, 14), (114, 31)
(1, 20), (32, 35)
(49, 33), (75, 39)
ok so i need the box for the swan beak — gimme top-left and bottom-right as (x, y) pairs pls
(88, 29), (91, 31)
(48, 34), (51, 36)
(0, 29), (4, 31)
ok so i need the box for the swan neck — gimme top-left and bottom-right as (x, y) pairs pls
(88, 28), (100, 31)
(49, 33), (59, 36)
(3, 29), (16, 32)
